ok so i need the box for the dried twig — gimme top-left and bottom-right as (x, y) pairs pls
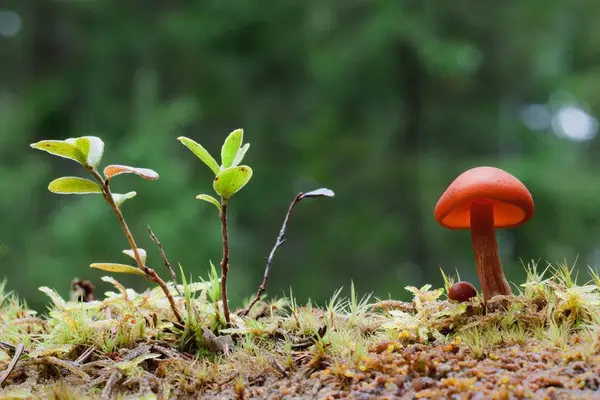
(101, 371), (121, 400)
(238, 188), (334, 317)
(44, 356), (91, 379)
(85, 372), (111, 390)
(82, 360), (112, 371)
(150, 344), (184, 360)
(271, 357), (288, 377)
(121, 344), (152, 362)
(86, 166), (183, 325)
(215, 374), (237, 388)
(148, 225), (181, 296)
(74, 346), (95, 365)
(0, 341), (17, 356)
(0, 343), (23, 387)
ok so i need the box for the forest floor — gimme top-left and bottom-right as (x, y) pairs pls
(1, 261), (600, 399)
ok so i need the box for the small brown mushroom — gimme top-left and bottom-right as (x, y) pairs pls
(448, 281), (477, 303)
(435, 166), (534, 303)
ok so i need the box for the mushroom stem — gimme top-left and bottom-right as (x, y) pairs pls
(470, 201), (512, 302)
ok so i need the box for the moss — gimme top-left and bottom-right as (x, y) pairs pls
(1, 260), (599, 398)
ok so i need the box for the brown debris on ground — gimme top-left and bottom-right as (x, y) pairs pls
(2, 333), (600, 399)
(0, 261), (599, 399)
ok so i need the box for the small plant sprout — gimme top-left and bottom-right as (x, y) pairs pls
(178, 129), (253, 326)
(30, 136), (183, 325)
(179, 129), (335, 325)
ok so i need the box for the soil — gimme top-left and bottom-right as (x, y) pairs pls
(1, 336), (600, 399)
(203, 342), (600, 400)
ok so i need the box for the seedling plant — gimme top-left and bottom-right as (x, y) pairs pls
(30, 136), (184, 325)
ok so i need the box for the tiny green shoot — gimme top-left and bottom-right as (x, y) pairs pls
(178, 129), (253, 325)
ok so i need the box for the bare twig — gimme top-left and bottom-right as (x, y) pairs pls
(44, 356), (91, 379)
(150, 344), (184, 360)
(216, 374), (237, 388)
(81, 360), (112, 371)
(271, 357), (289, 377)
(101, 371), (121, 400)
(238, 188), (334, 317)
(86, 166), (184, 326)
(220, 200), (231, 325)
(0, 341), (16, 356)
(122, 344), (152, 362)
(0, 343), (23, 387)
(74, 346), (95, 365)
(148, 225), (181, 296)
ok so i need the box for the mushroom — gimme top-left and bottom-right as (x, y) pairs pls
(448, 281), (477, 303)
(434, 166), (534, 303)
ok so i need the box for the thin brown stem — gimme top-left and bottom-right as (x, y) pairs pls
(148, 225), (181, 296)
(86, 166), (184, 325)
(237, 189), (334, 318)
(470, 201), (512, 303)
(88, 167), (147, 272)
(220, 200), (231, 325)
(238, 193), (303, 317)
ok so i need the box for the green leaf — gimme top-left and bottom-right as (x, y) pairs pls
(178, 136), (220, 175)
(48, 177), (103, 194)
(221, 129), (243, 168)
(112, 191), (137, 207)
(66, 136), (105, 167)
(122, 248), (147, 265)
(213, 165), (253, 200)
(231, 143), (250, 167)
(90, 263), (146, 277)
(30, 140), (86, 164)
(196, 194), (221, 211)
(104, 165), (159, 181)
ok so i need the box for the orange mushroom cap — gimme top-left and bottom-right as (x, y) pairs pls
(434, 166), (534, 229)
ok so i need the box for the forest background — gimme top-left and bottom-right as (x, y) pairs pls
(2, 1), (600, 311)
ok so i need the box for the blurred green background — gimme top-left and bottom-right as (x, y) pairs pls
(2, 1), (600, 312)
